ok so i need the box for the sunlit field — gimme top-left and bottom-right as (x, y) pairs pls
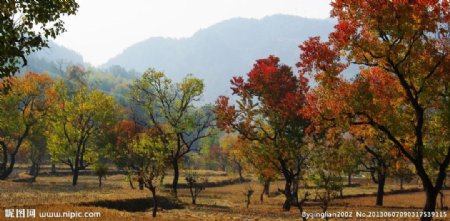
(1, 166), (449, 221)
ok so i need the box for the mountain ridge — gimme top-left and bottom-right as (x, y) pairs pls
(104, 15), (335, 101)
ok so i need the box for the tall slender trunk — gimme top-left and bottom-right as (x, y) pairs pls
(172, 159), (179, 197)
(376, 171), (386, 206)
(51, 162), (56, 175)
(399, 177), (404, 190)
(129, 179), (135, 189)
(260, 179), (271, 203)
(237, 162), (244, 182)
(265, 180), (271, 196)
(98, 176), (102, 187)
(138, 178), (144, 190)
(150, 187), (158, 217)
(347, 173), (352, 186)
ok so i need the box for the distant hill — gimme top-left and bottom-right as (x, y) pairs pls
(104, 15), (335, 102)
(21, 41), (84, 76)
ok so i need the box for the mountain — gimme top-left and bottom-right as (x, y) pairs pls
(21, 41), (84, 75)
(104, 15), (336, 102)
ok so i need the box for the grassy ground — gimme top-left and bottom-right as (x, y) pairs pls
(0, 168), (449, 220)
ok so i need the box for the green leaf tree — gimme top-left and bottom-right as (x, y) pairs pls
(0, 0), (79, 77)
(132, 128), (171, 217)
(48, 83), (117, 186)
(129, 69), (214, 197)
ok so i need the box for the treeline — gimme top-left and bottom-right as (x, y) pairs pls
(0, 1), (448, 221)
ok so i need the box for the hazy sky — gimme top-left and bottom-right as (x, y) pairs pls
(54, 0), (332, 66)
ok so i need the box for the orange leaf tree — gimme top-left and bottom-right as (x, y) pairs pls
(0, 72), (55, 179)
(298, 1), (449, 219)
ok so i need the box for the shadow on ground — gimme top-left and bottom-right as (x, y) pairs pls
(164, 177), (250, 189)
(79, 196), (184, 212)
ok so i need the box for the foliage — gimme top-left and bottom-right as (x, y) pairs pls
(107, 120), (143, 170)
(0, 0), (79, 77)
(131, 128), (172, 217)
(185, 170), (207, 204)
(0, 72), (55, 179)
(129, 68), (213, 196)
(215, 55), (310, 210)
(297, 0), (449, 217)
(93, 162), (108, 187)
(47, 82), (117, 185)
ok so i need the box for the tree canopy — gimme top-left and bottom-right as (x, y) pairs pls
(0, 0), (79, 77)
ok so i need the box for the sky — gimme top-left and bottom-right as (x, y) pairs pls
(54, 0), (332, 66)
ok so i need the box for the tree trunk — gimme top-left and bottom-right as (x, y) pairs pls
(98, 176), (102, 187)
(260, 180), (270, 203)
(31, 163), (40, 182)
(282, 177), (292, 211)
(237, 162), (244, 182)
(260, 190), (264, 203)
(29, 162), (37, 176)
(292, 176), (299, 206)
(0, 153), (16, 180)
(129, 179), (135, 189)
(172, 159), (179, 197)
(264, 180), (271, 196)
(420, 188), (438, 221)
(138, 177), (144, 190)
(72, 168), (79, 186)
(347, 173), (352, 186)
(51, 162), (56, 175)
(189, 185), (196, 204)
(400, 177), (404, 190)
(376, 172), (386, 206)
(150, 187), (158, 217)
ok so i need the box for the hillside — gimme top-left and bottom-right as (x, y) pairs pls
(105, 15), (335, 102)
(21, 41), (84, 76)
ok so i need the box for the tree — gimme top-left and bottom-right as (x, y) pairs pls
(107, 120), (144, 189)
(337, 139), (364, 187)
(93, 162), (108, 188)
(220, 134), (277, 202)
(185, 170), (207, 205)
(309, 136), (344, 220)
(0, 0), (79, 77)
(392, 158), (415, 191)
(297, 1), (449, 219)
(219, 134), (246, 180)
(352, 127), (396, 206)
(0, 72), (55, 179)
(129, 69), (214, 197)
(26, 125), (48, 182)
(48, 83), (117, 186)
(132, 128), (171, 218)
(215, 55), (310, 211)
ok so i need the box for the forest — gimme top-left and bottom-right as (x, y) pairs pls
(0, 0), (449, 221)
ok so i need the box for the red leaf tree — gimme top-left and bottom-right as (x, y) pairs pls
(215, 55), (310, 211)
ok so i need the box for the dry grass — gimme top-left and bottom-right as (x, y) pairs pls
(0, 169), (449, 220)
